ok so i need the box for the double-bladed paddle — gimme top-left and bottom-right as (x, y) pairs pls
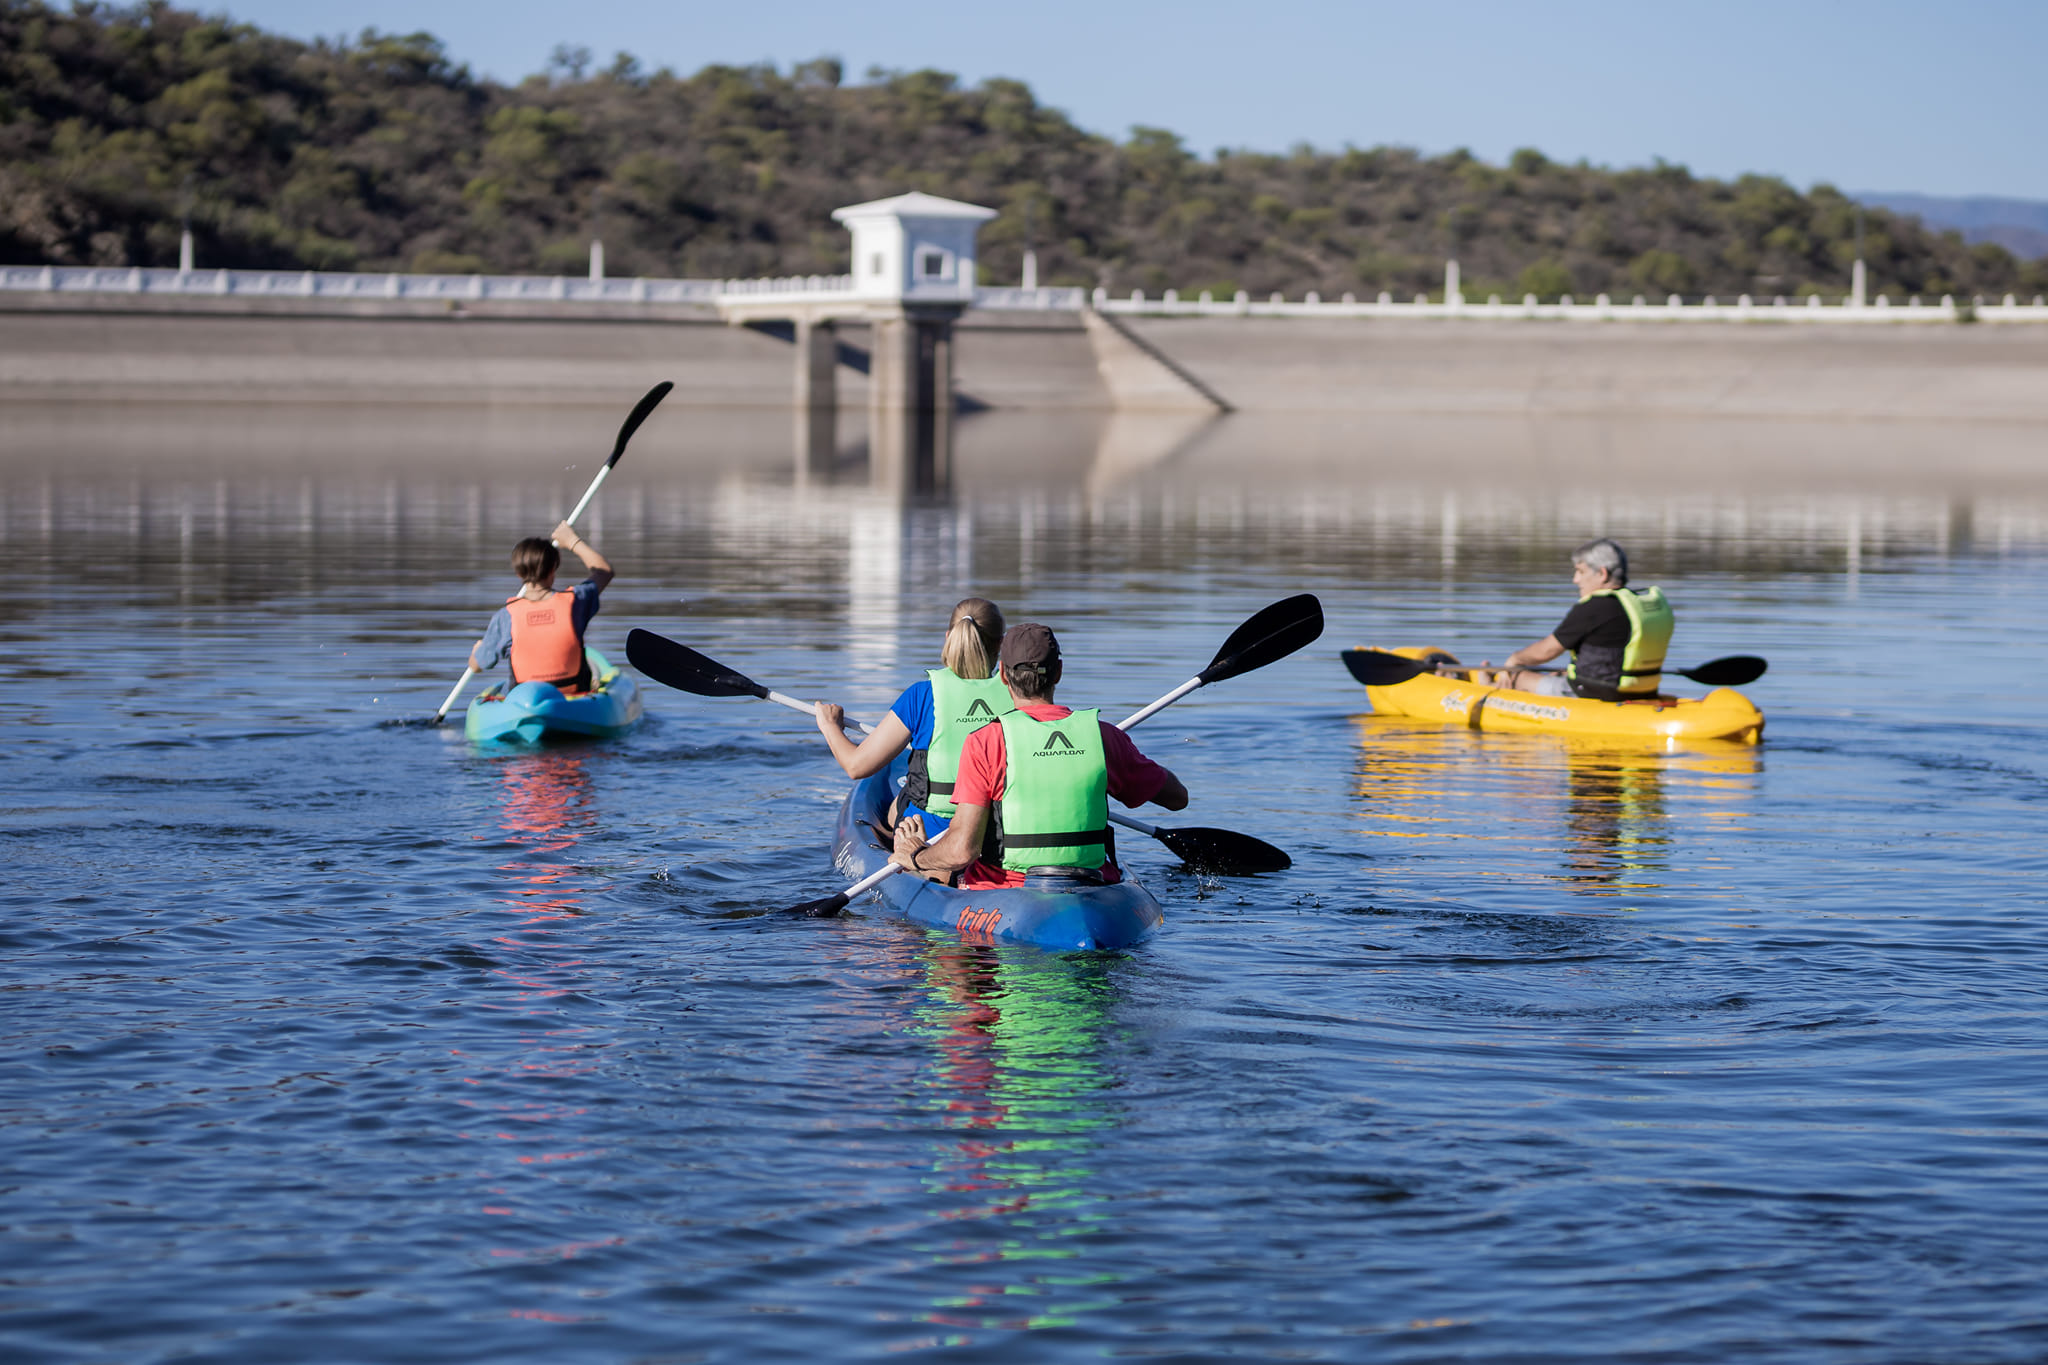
(1119, 593), (1325, 728)
(1340, 647), (1767, 690)
(624, 627), (1299, 889)
(426, 381), (674, 725)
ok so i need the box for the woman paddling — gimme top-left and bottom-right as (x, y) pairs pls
(814, 598), (1008, 837)
(469, 521), (614, 694)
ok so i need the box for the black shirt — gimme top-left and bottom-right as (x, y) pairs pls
(1552, 594), (1631, 697)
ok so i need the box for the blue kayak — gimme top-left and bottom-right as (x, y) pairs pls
(830, 757), (1164, 952)
(464, 648), (643, 743)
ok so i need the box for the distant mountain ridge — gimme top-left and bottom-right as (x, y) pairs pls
(1855, 193), (2048, 263)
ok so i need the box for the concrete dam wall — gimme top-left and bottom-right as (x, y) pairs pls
(3, 295), (2045, 424)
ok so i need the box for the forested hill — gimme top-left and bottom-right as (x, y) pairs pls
(4, 2), (2043, 303)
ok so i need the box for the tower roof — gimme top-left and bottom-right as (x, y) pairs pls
(832, 191), (998, 224)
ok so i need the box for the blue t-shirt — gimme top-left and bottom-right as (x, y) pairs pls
(476, 581), (604, 673)
(888, 678), (950, 836)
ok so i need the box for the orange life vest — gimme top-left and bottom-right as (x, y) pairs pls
(506, 591), (584, 686)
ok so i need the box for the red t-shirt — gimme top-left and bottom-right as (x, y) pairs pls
(950, 702), (1172, 889)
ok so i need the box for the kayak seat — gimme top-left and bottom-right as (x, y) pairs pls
(1021, 866), (1107, 886)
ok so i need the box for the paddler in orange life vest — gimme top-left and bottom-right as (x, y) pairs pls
(888, 623), (1189, 890)
(1480, 537), (1675, 699)
(468, 520), (614, 694)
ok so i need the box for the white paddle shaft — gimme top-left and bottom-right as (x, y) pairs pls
(843, 862), (902, 899)
(557, 464), (614, 540)
(436, 667), (477, 721)
(1117, 676), (1201, 731)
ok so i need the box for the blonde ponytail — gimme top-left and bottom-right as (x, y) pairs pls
(940, 597), (1005, 679)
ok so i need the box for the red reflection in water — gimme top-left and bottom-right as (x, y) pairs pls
(494, 751), (597, 926)
(460, 751), (616, 1245)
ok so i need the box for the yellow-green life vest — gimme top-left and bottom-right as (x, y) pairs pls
(903, 668), (1011, 817)
(992, 708), (1110, 872)
(1568, 586), (1674, 697)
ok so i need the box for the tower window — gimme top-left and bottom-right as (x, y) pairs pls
(921, 251), (946, 278)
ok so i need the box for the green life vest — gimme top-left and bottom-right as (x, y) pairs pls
(991, 709), (1110, 873)
(903, 668), (1012, 817)
(1568, 586), (1674, 697)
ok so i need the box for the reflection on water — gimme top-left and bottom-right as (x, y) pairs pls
(3, 399), (2048, 1361)
(1353, 717), (1761, 903)
(909, 943), (1121, 1334)
(494, 752), (597, 922)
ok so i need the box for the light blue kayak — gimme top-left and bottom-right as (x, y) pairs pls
(831, 756), (1163, 952)
(463, 648), (643, 743)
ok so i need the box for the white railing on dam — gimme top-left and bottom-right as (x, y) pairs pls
(1091, 286), (2048, 324)
(0, 264), (725, 304)
(5, 264), (2043, 323)
(974, 285), (1090, 311)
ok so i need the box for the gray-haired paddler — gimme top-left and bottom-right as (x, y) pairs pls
(1482, 538), (1674, 699)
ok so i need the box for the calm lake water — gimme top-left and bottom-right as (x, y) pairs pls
(3, 402), (2047, 1362)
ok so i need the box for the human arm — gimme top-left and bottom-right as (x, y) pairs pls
(469, 609), (512, 672)
(815, 704), (911, 779)
(891, 803), (986, 882)
(552, 519), (613, 589)
(1500, 634), (1565, 671)
(1101, 724), (1189, 812)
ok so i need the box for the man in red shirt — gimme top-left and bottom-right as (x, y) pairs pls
(889, 623), (1189, 889)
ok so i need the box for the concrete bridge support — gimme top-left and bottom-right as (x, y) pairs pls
(792, 318), (838, 476)
(865, 313), (954, 493)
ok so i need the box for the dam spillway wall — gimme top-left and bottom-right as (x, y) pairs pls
(2, 295), (2045, 424)
(1112, 317), (2048, 424)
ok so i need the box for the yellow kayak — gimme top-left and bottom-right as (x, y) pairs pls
(1344, 646), (1764, 746)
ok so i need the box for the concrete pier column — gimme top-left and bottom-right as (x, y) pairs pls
(1445, 259), (1462, 308)
(868, 314), (952, 414)
(1852, 258), (1867, 307)
(795, 317), (838, 413)
(918, 318), (953, 490)
(866, 312), (953, 494)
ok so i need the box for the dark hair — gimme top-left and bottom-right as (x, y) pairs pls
(941, 598), (1005, 679)
(1003, 657), (1061, 701)
(511, 537), (560, 585)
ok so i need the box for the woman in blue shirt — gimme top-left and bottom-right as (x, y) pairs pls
(814, 598), (1008, 836)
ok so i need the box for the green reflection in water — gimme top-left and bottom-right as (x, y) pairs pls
(905, 938), (1129, 1333)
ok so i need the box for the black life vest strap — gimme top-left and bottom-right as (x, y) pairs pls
(997, 829), (1109, 849)
(903, 748), (930, 806)
(984, 810), (1119, 865)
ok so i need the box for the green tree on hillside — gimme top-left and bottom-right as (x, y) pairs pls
(2, 1), (2042, 301)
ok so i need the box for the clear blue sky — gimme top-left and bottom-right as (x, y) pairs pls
(220, 0), (2048, 200)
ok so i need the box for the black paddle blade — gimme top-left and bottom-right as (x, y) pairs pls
(1154, 825), (1292, 875)
(1675, 655), (1768, 687)
(1199, 593), (1325, 685)
(625, 629), (769, 699)
(1340, 648), (1437, 687)
(780, 890), (851, 918)
(609, 381), (674, 465)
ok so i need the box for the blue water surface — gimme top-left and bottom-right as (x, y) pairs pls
(3, 409), (2046, 1361)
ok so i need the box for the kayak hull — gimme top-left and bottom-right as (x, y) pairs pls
(1346, 646), (1764, 745)
(831, 759), (1164, 952)
(464, 648), (643, 743)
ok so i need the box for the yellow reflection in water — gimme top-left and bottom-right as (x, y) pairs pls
(1352, 715), (1760, 896)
